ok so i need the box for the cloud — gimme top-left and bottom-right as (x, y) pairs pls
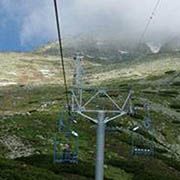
(69, 0), (180, 43)
(1, 0), (180, 47)
(20, 1), (56, 46)
(0, 0), (56, 46)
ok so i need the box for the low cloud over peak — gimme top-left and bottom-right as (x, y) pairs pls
(1, 0), (180, 50)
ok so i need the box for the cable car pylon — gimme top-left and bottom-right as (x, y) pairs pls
(71, 54), (136, 180)
(52, 0), (155, 178)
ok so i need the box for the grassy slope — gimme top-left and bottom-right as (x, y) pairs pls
(0, 52), (180, 179)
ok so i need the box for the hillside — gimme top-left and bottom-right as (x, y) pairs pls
(36, 35), (180, 63)
(1, 51), (179, 86)
(36, 38), (152, 63)
(0, 52), (179, 179)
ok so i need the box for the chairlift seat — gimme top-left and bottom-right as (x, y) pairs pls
(132, 147), (154, 156)
(59, 151), (78, 163)
(54, 142), (78, 164)
(54, 132), (79, 164)
(54, 154), (78, 164)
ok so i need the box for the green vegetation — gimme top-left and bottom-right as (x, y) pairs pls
(0, 51), (180, 179)
(0, 78), (179, 179)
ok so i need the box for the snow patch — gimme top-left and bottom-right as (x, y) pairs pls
(0, 81), (17, 86)
(40, 69), (55, 78)
(7, 72), (17, 76)
(146, 42), (161, 54)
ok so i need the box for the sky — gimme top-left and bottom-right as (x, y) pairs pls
(0, 0), (180, 51)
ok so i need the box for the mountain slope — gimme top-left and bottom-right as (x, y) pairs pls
(0, 52), (179, 179)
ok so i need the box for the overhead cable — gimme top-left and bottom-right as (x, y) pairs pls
(138, 0), (162, 46)
(53, 0), (71, 114)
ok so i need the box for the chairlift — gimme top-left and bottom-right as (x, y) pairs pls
(53, 130), (79, 164)
(132, 147), (154, 156)
(131, 123), (154, 157)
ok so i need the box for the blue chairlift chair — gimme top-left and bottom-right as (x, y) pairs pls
(131, 108), (154, 157)
(132, 146), (154, 156)
(53, 130), (79, 164)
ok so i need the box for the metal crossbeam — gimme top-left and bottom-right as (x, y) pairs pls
(122, 90), (132, 110)
(77, 111), (98, 124)
(82, 91), (100, 108)
(71, 54), (137, 180)
(104, 91), (122, 111)
(105, 111), (127, 123)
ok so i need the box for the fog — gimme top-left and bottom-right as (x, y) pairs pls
(1, 0), (180, 47)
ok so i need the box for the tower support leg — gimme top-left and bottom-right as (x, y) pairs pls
(95, 111), (105, 180)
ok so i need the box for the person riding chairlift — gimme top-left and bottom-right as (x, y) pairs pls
(63, 143), (71, 160)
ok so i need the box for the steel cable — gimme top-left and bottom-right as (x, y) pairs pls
(138, 0), (161, 47)
(53, 0), (71, 115)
